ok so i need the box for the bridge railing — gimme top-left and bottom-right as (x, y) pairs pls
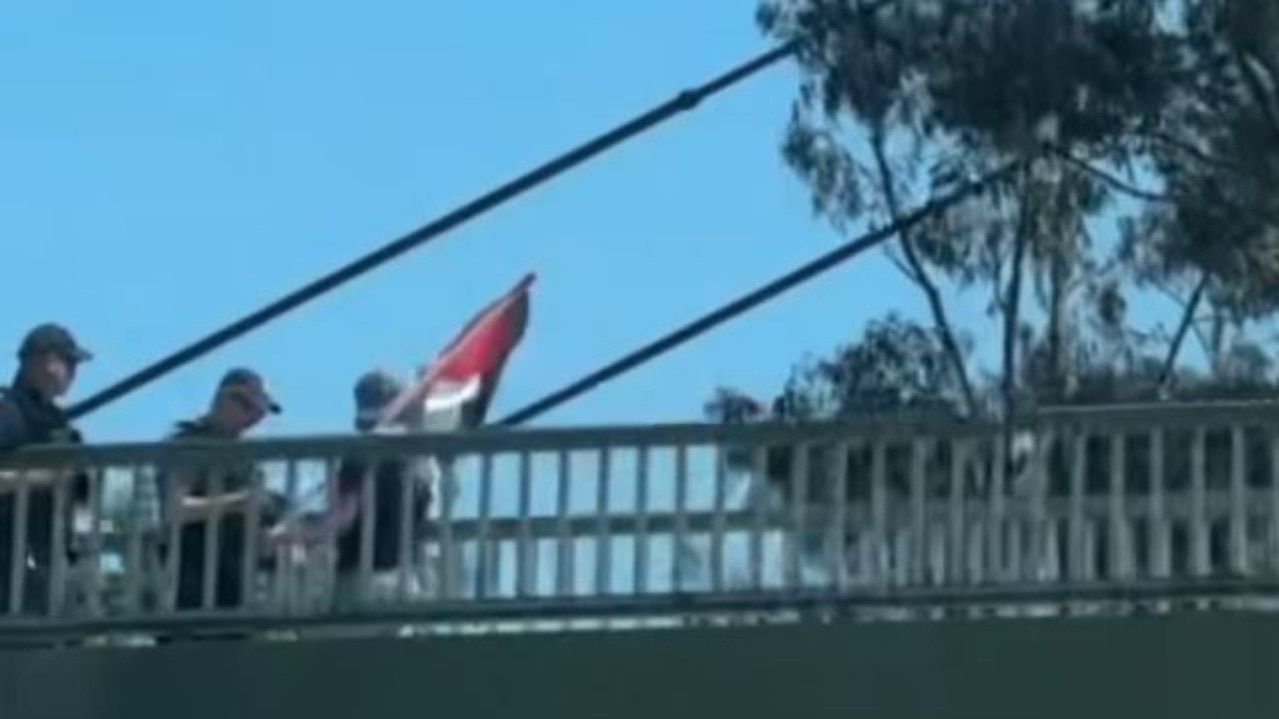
(2, 400), (1279, 637)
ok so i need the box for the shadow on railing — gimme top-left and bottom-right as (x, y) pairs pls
(3, 400), (1279, 643)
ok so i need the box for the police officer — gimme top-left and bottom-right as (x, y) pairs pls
(331, 370), (432, 608)
(161, 368), (286, 610)
(0, 322), (93, 615)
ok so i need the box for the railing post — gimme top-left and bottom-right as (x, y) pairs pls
(948, 440), (968, 586)
(987, 437), (1007, 583)
(1229, 426), (1249, 576)
(1109, 430), (1131, 581)
(828, 440), (849, 595)
(1149, 428), (1170, 580)
(909, 439), (929, 588)
(868, 440), (888, 587)
(1068, 430), (1089, 581)
(8, 484), (29, 616)
(748, 445), (767, 592)
(594, 447), (613, 597)
(1271, 432), (1279, 574)
(556, 450), (574, 598)
(1191, 428), (1210, 577)
(517, 451), (536, 599)
(633, 447), (651, 596)
(49, 473), (70, 617)
(784, 442), (807, 592)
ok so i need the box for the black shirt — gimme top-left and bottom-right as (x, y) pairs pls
(163, 418), (283, 609)
(0, 382), (84, 563)
(0, 382), (81, 452)
(335, 457), (431, 572)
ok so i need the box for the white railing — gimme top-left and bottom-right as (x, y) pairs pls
(3, 401), (1279, 639)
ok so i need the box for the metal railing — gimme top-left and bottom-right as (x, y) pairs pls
(3, 400), (1279, 639)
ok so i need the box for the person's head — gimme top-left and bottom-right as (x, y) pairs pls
(207, 367), (280, 436)
(354, 369), (405, 433)
(16, 323), (92, 401)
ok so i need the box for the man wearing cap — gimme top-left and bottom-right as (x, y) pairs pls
(160, 368), (287, 611)
(330, 370), (432, 608)
(0, 323), (92, 614)
(0, 323), (91, 452)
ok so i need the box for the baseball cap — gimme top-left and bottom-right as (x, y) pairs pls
(354, 369), (404, 430)
(218, 367), (281, 414)
(18, 323), (93, 363)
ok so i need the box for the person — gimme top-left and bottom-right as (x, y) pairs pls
(0, 323), (92, 615)
(331, 370), (432, 609)
(160, 368), (286, 611)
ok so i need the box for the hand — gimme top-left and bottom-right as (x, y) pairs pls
(259, 491), (290, 525)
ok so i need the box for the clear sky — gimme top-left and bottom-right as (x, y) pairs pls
(0, 2), (1173, 445)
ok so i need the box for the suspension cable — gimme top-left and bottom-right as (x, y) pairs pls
(496, 162), (1020, 427)
(68, 42), (800, 420)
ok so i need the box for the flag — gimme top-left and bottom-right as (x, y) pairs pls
(267, 274), (534, 547)
(380, 273), (534, 432)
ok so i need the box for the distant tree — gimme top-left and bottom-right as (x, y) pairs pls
(1121, 0), (1279, 391)
(701, 0), (1279, 584)
(757, 0), (1181, 417)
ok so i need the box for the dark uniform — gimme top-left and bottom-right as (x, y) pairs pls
(0, 324), (92, 616)
(337, 370), (432, 578)
(334, 457), (431, 575)
(162, 418), (284, 610)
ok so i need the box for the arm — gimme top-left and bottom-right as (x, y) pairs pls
(179, 491), (254, 518)
(329, 460), (366, 534)
(266, 463), (361, 547)
(166, 466), (256, 522)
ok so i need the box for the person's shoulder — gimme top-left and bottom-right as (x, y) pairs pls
(0, 387), (25, 427)
(0, 388), (29, 450)
(168, 418), (210, 440)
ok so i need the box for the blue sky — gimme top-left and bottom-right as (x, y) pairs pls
(0, 2), (1178, 445)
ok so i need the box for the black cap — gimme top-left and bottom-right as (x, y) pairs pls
(354, 369), (404, 430)
(218, 367), (281, 414)
(19, 323), (93, 363)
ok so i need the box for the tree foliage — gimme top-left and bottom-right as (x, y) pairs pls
(717, 0), (1279, 425)
(704, 5), (1279, 587)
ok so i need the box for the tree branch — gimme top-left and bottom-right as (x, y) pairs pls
(1190, 315), (1214, 361)
(1001, 162), (1035, 422)
(869, 124), (981, 417)
(1236, 49), (1279, 147)
(1150, 277), (1191, 310)
(881, 242), (921, 283)
(1047, 145), (1170, 203)
(1157, 273), (1208, 397)
(1206, 307), (1228, 372)
(1140, 130), (1245, 175)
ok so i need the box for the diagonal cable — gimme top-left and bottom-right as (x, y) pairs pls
(69, 42), (800, 420)
(497, 162), (1020, 427)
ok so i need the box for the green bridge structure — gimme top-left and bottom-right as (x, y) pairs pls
(4, 401), (1279, 718)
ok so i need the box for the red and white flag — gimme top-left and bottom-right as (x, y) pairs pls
(268, 274), (534, 547)
(379, 273), (534, 432)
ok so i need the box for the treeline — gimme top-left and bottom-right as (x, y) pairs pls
(711, 0), (1279, 424)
